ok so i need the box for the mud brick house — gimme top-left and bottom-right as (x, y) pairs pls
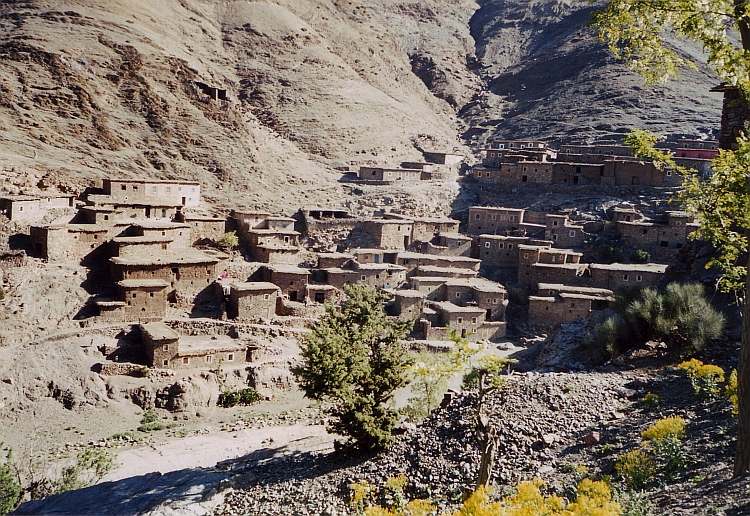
(558, 143), (633, 158)
(131, 221), (192, 249)
(392, 289), (426, 319)
(181, 215), (226, 244)
(482, 140), (554, 167)
(410, 276), (450, 300)
(141, 322), (246, 370)
(612, 206), (642, 223)
(321, 260), (406, 290)
(301, 207), (358, 241)
(112, 236), (173, 258)
(262, 264), (310, 301)
(472, 161), (554, 184)
(468, 207), (526, 235)
(423, 151), (464, 166)
(413, 265), (478, 279)
(238, 215), (301, 264)
(529, 263), (589, 289)
(396, 252), (481, 276)
(422, 232), (473, 256)
(357, 166), (424, 183)
(118, 279), (169, 321)
(588, 263), (667, 291)
(518, 244), (583, 286)
(362, 220), (414, 249)
(352, 249), (399, 265)
(110, 249), (226, 296)
(545, 214), (585, 248)
(231, 210), (271, 233)
(617, 211), (698, 260)
(551, 162), (606, 185)
(306, 284), (337, 304)
(529, 283), (614, 326)
(420, 301), (506, 342)
(226, 282), (279, 319)
(477, 235), (551, 268)
(601, 158), (682, 187)
(0, 194), (74, 222)
(317, 252), (354, 268)
(441, 277), (508, 321)
(383, 213), (460, 244)
(101, 179), (201, 207)
(30, 224), (109, 262)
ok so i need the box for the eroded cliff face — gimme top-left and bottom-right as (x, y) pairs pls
(0, 0), (721, 213)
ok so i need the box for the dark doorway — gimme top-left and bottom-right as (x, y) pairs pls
(486, 309), (492, 321)
(181, 197), (186, 205)
(314, 292), (325, 303)
(403, 235), (410, 248)
(461, 328), (467, 338)
(289, 290), (298, 302)
(521, 175), (528, 182)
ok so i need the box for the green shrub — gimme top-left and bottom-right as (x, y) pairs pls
(586, 315), (627, 359)
(615, 450), (657, 490)
(0, 447), (20, 516)
(137, 422), (166, 433)
(140, 409), (158, 424)
(218, 387), (263, 408)
(133, 366), (150, 378)
(613, 489), (654, 516)
(630, 249), (649, 264)
(603, 246), (625, 263)
(603, 283), (724, 356)
(641, 392), (660, 410)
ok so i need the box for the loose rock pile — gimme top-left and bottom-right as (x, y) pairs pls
(213, 370), (635, 515)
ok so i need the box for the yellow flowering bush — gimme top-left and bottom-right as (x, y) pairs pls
(678, 359), (725, 398)
(614, 450), (657, 490)
(641, 392), (660, 410)
(641, 416), (686, 443)
(446, 478), (620, 516)
(726, 369), (739, 417)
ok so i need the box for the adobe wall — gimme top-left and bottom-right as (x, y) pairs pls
(188, 220), (226, 243)
(104, 180), (201, 207)
(122, 287), (167, 320)
(269, 271), (308, 298)
(528, 297), (591, 324)
(229, 291), (277, 320)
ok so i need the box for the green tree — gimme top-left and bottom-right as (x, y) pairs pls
(216, 230), (238, 251)
(591, 0), (750, 476)
(403, 330), (477, 421)
(296, 284), (413, 453)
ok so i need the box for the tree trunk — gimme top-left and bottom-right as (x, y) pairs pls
(477, 424), (498, 487)
(734, 240), (750, 476)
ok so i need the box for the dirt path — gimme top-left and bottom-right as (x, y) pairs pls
(102, 423), (334, 482)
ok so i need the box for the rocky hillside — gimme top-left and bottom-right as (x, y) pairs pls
(0, 0), (722, 214)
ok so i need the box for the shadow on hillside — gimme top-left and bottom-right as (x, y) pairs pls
(12, 443), (365, 515)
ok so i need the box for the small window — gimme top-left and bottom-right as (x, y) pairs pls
(206, 355), (212, 363)
(121, 184), (127, 191)
(163, 359), (169, 366)
(457, 317), (463, 324)
(152, 186), (157, 193)
(104, 215), (109, 221)
(227, 353), (234, 362)
(182, 357), (189, 365)
(569, 231), (576, 237)
(523, 253), (529, 259)
(509, 216), (515, 221)
(475, 213), (481, 219)
(471, 317), (477, 324)
(486, 172), (490, 177)
(636, 275), (643, 282)
(623, 274), (629, 282)
(133, 185), (138, 191)
(493, 298), (498, 304)
(508, 244), (513, 249)
(490, 214), (496, 220)
(166, 187), (171, 194)
(150, 292), (154, 297)
(132, 293), (137, 298)
(456, 292), (461, 298)
(361, 275), (366, 281)
(553, 220), (558, 226)
(498, 243), (504, 249)
(264, 294), (270, 300)
(163, 344), (169, 351)
(484, 242), (491, 248)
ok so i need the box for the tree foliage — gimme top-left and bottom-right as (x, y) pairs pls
(296, 284), (413, 453)
(0, 446), (20, 516)
(591, 0), (750, 89)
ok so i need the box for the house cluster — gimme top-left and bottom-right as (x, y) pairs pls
(352, 152), (464, 184)
(471, 139), (716, 187)
(465, 201), (700, 328)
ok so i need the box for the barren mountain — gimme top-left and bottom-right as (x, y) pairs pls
(0, 0), (722, 214)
